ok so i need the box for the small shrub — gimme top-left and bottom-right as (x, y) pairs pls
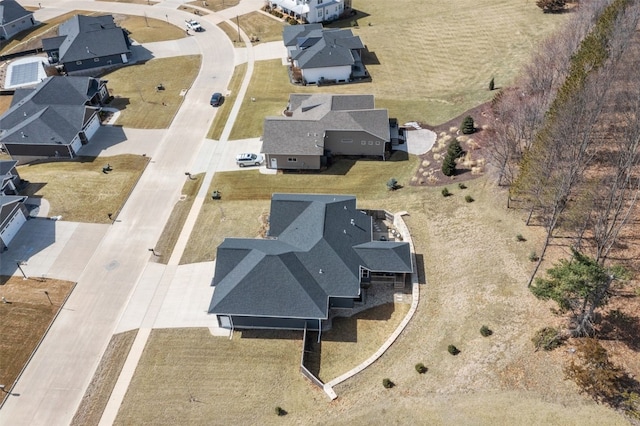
(382, 378), (395, 388)
(464, 195), (474, 203)
(386, 178), (399, 191)
(461, 116), (475, 135)
(458, 183), (467, 189)
(532, 327), (563, 351)
(447, 345), (460, 355)
(441, 187), (451, 197)
(480, 325), (493, 337)
(447, 139), (464, 159)
(415, 363), (428, 374)
(529, 251), (539, 262)
(489, 77), (495, 91)
(275, 406), (287, 416)
(516, 234), (526, 242)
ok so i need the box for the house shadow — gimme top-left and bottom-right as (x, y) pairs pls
(361, 47), (380, 66)
(127, 44), (155, 64)
(319, 157), (357, 175)
(77, 125), (128, 156)
(414, 253), (426, 285)
(239, 329), (303, 340)
(0, 217), (57, 284)
(323, 300), (397, 343)
(325, 9), (371, 29)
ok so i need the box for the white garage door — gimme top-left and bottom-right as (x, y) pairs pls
(1, 208), (26, 247)
(83, 113), (101, 140)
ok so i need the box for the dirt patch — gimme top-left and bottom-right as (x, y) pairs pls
(0, 276), (75, 400)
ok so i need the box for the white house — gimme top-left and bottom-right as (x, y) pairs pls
(269, 0), (344, 24)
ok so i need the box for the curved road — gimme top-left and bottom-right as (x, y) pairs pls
(0, 0), (271, 424)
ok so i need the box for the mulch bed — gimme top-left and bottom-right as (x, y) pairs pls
(409, 101), (495, 187)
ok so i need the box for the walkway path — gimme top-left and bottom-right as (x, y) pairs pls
(0, 1), (236, 424)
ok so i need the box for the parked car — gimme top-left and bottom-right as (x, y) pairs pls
(236, 153), (264, 167)
(210, 92), (223, 107)
(185, 19), (203, 32)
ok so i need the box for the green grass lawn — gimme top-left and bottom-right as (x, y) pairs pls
(104, 55), (201, 129)
(229, 0), (568, 139)
(17, 155), (149, 223)
(206, 63), (247, 140)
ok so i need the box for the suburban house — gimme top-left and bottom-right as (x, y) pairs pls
(283, 24), (366, 85)
(261, 93), (394, 170)
(0, 76), (109, 161)
(0, 160), (21, 195)
(42, 14), (132, 74)
(269, 0), (345, 24)
(208, 193), (412, 333)
(0, 194), (28, 251)
(0, 0), (35, 40)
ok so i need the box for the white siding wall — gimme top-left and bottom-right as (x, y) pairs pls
(301, 65), (351, 84)
(83, 113), (101, 140)
(70, 135), (82, 154)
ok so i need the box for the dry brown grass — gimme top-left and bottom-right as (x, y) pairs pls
(105, 55), (201, 129)
(0, 277), (75, 401)
(17, 155), (149, 223)
(114, 14), (186, 43)
(0, 95), (13, 115)
(217, 21), (245, 47)
(236, 11), (285, 44)
(153, 173), (204, 264)
(186, 0), (240, 13)
(318, 302), (410, 382)
(110, 177), (627, 424)
(71, 330), (137, 426)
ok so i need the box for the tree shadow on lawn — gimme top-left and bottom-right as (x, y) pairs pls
(598, 308), (640, 351)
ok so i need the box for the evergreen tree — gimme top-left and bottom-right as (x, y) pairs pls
(461, 116), (475, 134)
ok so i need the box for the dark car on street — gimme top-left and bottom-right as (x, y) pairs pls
(210, 92), (223, 107)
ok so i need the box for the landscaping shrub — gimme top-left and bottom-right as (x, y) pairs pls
(447, 345), (460, 355)
(441, 154), (456, 176)
(415, 363), (428, 374)
(461, 116), (475, 134)
(489, 77), (495, 91)
(464, 195), (474, 203)
(382, 378), (395, 388)
(458, 183), (467, 189)
(275, 406), (287, 416)
(386, 178), (399, 191)
(441, 187), (451, 197)
(447, 139), (464, 159)
(529, 251), (539, 262)
(516, 234), (526, 242)
(480, 325), (493, 337)
(532, 327), (563, 351)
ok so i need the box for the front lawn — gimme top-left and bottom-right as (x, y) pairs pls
(104, 55), (201, 129)
(18, 155), (149, 223)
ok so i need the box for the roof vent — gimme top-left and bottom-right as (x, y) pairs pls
(20, 132), (26, 138)
(23, 112), (27, 117)
(350, 219), (355, 226)
(343, 229), (347, 234)
(319, 269), (323, 274)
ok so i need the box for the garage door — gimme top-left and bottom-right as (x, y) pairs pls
(1, 208), (26, 247)
(83, 113), (101, 140)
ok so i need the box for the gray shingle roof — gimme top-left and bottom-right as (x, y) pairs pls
(0, 76), (103, 145)
(0, 194), (26, 223)
(290, 28), (363, 69)
(282, 23), (323, 47)
(0, 159), (17, 175)
(0, 0), (31, 24)
(262, 94), (389, 155)
(209, 194), (412, 321)
(42, 14), (130, 64)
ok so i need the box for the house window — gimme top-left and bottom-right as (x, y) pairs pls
(342, 139), (353, 144)
(76, 61), (82, 65)
(288, 157), (297, 162)
(368, 141), (374, 145)
(376, 141), (381, 145)
(361, 141), (366, 145)
(94, 58), (100, 62)
(318, 9), (323, 18)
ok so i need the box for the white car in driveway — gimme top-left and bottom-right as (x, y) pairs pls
(235, 153), (264, 167)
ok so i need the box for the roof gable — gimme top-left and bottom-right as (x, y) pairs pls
(0, 0), (31, 24)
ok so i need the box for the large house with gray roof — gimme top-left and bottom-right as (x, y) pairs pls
(0, 76), (109, 161)
(0, 0), (35, 40)
(261, 93), (391, 170)
(283, 24), (366, 85)
(208, 194), (412, 333)
(42, 14), (131, 74)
